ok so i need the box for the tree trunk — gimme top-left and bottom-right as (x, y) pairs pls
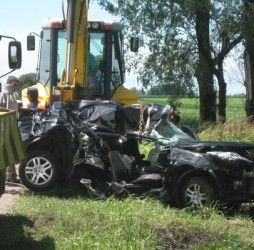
(243, 0), (254, 117)
(195, 0), (216, 123)
(196, 59), (216, 123)
(244, 51), (254, 116)
(216, 61), (227, 122)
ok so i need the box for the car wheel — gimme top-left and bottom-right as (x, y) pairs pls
(19, 150), (60, 192)
(180, 176), (217, 207)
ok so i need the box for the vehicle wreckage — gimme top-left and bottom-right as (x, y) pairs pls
(18, 100), (254, 209)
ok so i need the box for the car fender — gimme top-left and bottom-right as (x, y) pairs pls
(24, 124), (77, 178)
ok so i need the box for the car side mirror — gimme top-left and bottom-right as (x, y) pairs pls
(8, 41), (22, 69)
(27, 35), (35, 51)
(130, 37), (139, 52)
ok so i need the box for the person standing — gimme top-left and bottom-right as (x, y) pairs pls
(0, 76), (20, 183)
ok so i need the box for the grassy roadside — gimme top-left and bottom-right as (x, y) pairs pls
(198, 120), (254, 142)
(1, 193), (254, 249)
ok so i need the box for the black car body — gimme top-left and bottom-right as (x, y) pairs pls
(19, 100), (254, 208)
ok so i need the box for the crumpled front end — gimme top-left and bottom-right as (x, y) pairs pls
(207, 151), (254, 199)
(163, 147), (254, 204)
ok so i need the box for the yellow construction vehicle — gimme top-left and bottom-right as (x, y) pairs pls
(22, 0), (139, 108)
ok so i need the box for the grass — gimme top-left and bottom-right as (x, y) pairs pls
(2, 193), (254, 249)
(140, 96), (247, 131)
(199, 120), (254, 142)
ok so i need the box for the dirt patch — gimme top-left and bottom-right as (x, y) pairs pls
(155, 225), (222, 249)
(0, 182), (24, 214)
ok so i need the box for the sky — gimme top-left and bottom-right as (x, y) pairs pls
(0, 0), (246, 95)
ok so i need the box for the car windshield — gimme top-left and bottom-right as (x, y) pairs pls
(148, 111), (196, 147)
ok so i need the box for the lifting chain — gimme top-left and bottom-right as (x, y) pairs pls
(138, 103), (145, 138)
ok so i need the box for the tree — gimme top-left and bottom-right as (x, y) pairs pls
(243, 0), (254, 117)
(98, 0), (243, 123)
(18, 73), (37, 87)
(130, 86), (146, 95)
(194, 0), (216, 122)
(146, 83), (188, 96)
(18, 73), (37, 97)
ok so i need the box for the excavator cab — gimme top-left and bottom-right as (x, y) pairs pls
(23, 1), (138, 107)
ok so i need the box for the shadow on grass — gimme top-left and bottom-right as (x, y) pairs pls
(0, 214), (55, 250)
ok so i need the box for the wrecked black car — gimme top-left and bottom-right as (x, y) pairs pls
(19, 100), (254, 209)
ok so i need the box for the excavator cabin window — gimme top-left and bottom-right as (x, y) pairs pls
(87, 33), (105, 97)
(39, 29), (51, 87)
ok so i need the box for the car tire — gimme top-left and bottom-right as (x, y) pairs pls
(19, 150), (60, 192)
(179, 176), (217, 207)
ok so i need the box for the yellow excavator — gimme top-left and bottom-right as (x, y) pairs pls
(22, 0), (139, 109)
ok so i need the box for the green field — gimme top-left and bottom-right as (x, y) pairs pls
(139, 96), (246, 131)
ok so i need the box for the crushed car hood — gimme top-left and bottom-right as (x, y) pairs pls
(177, 140), (254, 153)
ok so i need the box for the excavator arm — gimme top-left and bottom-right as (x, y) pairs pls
(59, 0), (89, 101)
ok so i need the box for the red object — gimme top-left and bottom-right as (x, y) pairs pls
(169, 104), (180, 125)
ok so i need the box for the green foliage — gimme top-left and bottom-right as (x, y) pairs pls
(130, 86), (145, 95)
(98, 0), (198, 96)
(146, 83), (194, 96)
(98, 0), (242, 88)
(98, 0), (243, 123)
(19, 73), (37, 86)
(18, 73), (37, 97)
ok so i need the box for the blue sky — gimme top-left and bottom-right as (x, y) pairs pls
(0, 0), (246, 95)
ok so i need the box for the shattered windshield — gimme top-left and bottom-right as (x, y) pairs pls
(150, 119), (196, 145)
(148, 105), (196, 145)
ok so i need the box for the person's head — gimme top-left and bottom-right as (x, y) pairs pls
(6, 75), (20, 91)
(27, 87), (39, 103)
